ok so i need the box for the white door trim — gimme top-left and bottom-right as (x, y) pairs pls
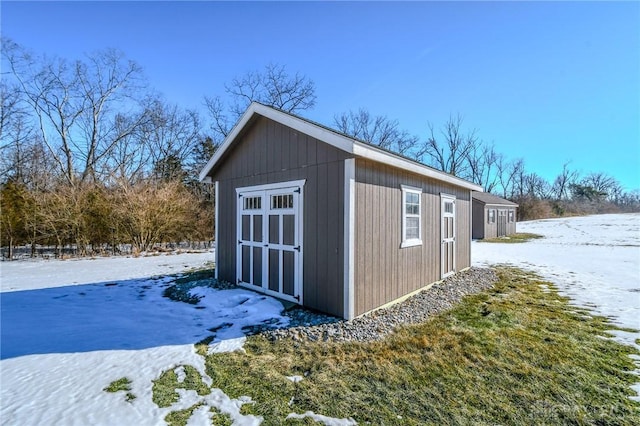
(441, 193), (456, 279)
(236, 180), (305, 304)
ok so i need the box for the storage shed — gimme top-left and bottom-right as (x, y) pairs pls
(472, 192), (518, 240)
(200, 102), (482, 319)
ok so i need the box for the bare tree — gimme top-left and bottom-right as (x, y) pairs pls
(115, 180), (199, 253)
(575, 172), (621, 203)
(136, 98), (203, 182)
(496, 157), (525, 199)
(204, 63), (316, 142)
(102, 111), (151, 185)
(551, 162), (579, 201)
(415, 114), (478, 177)
(524, 172), (552, 199)
(465, 142), (499, 192)
(333, 108), (419, 155)
(2, 38), (147, 186)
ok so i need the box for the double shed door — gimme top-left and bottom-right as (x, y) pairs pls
(237, 181), (303, 304)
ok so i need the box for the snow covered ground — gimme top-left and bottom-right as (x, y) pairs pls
(0, 251), (214, 292)
(473, 213), (640, 399)
(2, 214), (638, 424)
(0, 251), (358, 425)
(473, 213), (639, 343)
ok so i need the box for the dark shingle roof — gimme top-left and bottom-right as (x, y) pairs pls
(472, 192), (518, 206)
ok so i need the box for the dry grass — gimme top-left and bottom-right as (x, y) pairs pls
(198, 267), (639, 425)
(479, 232), (544, 243)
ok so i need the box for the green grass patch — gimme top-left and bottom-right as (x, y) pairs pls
(104, 377), (136, 402)
(201, 267), (639, 425)
(152, 365), (210, 408)
(174, 266), (216, 285)
(162, 265), (234, 304)
(163, 267), (216, 304)
(164, 403), (203, 426)
(480, 232), (544, 243)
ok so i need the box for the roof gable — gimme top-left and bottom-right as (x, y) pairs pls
(200, 102), (482, 192)
(472, 191), (519, 206)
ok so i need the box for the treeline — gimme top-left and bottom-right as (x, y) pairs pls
(0, 40), (220, 258)
(0, 39), (320, 259)
(333, 110), (640, 220)
(2, 38), (638, 259)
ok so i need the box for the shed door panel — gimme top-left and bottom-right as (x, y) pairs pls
(441, 195), (456, 279)
(236, 182), (303, 304)
(497, 210), (507, 237)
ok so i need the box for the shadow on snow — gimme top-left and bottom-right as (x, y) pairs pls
(0, 274), (287, 360)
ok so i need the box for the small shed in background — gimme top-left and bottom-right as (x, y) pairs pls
(472, 192), (518, 240)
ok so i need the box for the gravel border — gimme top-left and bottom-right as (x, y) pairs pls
(261, 267), (498, 343)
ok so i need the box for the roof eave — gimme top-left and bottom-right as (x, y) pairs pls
(199, 102), (483, 192)
(352, 141), (482, 191)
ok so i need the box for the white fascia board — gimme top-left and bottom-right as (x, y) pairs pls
(352, 142), (483, 192)
(198, 103), (260, 182)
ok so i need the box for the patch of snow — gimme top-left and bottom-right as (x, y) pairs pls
(208, 337), (247, 354)
(0, 250), (214, 292)
(0, 252), (286, 425)
(186, 405), (212, 426)
(474, 214), (640, 344)
(286, 375), (304, 383)
(202, 392), (262, 426)
(168, 388), (261, 426)
(473, 213), (640, 400)
(175, 366), (186, 383)
(286, 411), (357, 426)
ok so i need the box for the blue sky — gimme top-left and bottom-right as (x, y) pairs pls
(3, 1), (639, 190)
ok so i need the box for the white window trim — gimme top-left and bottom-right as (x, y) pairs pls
(401, 184), (422, 248)
(488, 209), (496, 224)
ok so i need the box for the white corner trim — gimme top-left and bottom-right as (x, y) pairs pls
(343, 158), (356, 320)
(468, 190), (473, 270)
(214, 180), (219, 280)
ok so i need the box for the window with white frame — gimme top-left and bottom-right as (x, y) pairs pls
(401, 185), (422, 248)
(508, 210), (515, 222)
(488, 209), (496, 223)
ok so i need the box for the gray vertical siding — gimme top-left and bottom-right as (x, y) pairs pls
(353, 159), (472, 317)
(473, 203), (517, 239)
(472, 199), (486, 239)
(210, 115), (350, 317)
